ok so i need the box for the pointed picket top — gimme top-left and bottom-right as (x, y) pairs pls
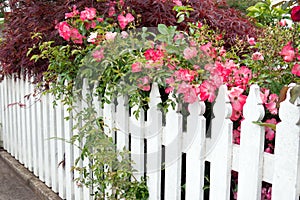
(214, 85), (231, 120)
(188, 98), (205, 117)
(243, 84), (265, 122)
(184, 99), (205, 153)
(278, 85), (300, 125)
(149, 83), (161, 109)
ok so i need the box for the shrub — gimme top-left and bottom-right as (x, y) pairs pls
(0, 0), (259, 80)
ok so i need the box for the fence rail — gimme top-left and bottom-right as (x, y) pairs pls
(0, 76), (299, 200)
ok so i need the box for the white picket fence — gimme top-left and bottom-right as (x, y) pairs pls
(0, 76), (299, 200)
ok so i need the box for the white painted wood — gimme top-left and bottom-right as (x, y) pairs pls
(237, 84), (265, 200)
(11, 78), (16, 157)
(25, 77), (33, 171)
(145, 83), (162, 200)
(49, 93), (58, 193)
(130, 106), (145, 180)
(3, 79), (300, 200)
(81, 79), (92, 199)
(103, 99), (115, 199)
(209, 85), (233, 200)
(272, 86), (300, 200)
(31, 82), (39, 176)
(73, 92), (83, 200)
(16, 78), (21, 162)
(185, 100), (206, 200)
(5, 78), (13, 153)
(56, 99), (66, 199)
(116, 96), (129, 152)
(37, 92), (45, 182)
(1, 76), (7, 150)
(20, 77), (26, 165)
(64, 103), (75, 200)
(0, 76), (5, 149)
(164, 98), (182, 200)
(103, 101), (115, 139)
(24, 77), (33, 172)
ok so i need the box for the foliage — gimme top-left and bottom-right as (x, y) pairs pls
(226, 0), (260, 13)
(246, 0), (289, 27)
(70, 90), (149, 199)
(0, 0), (260, 81)
(0, 0), (67, 81)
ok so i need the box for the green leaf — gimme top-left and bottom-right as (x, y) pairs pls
(177, 15), (185, 23)
(157, 24), (169, 35)
(252, 121), (276, 131)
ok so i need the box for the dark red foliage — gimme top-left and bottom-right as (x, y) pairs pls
(0, 0), (111, 81)
(0, 0), (66, 81)
(0, 0), (259, 81)
(124, 0), (259, 48)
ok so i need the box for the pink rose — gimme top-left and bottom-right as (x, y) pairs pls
(80, 7), (97, 21)
(105, 32), (117, 41)
(65, 5), (79, 19)
(70, 28), (84, 44)
(183, 47), (198, 59)
(108, 6), (115, 17)
(280, 42), (296, 62)
(56, 21), (71, 41)
(97, 17), (104, 22)
(199, 80), (216, 102)
(137, 76), (151, 91)
(172, 0), (182, 6)
(92, 48), (105, 62)
(118, 13), (135, 29)
(228, 87), (247, 111)
(131, 62), (142, 72)
(247, 37), (256, 46)
(252, 52), (264, 61)
(292, 63), (300, 76)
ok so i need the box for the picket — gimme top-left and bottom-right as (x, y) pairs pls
(1, 77), (300, 200)
(20, 77), (26, 166)
(25, 77), (33, 171)
(237, 85), (265, 200)
(36, 83), (45, 182)
(1, 76), (7, 149)
(164, 96), (183, 200)
(146, 83), (162, 200)
(184, 101), (206, 200)
(16, 78), (21, 162)
(64, 103), (75, 200)
(56, 99), (66, 199)
(208, 85), (233, 200)
(272, 85), (300, 200)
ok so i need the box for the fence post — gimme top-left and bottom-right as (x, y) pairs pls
(272, 85), (300, 200)
(237, 84), (265, 200)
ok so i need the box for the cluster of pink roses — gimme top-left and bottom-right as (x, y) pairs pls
(55, 6), (134, 45)
(280, 42), (300, 76)
(129, 35), (253, 109)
